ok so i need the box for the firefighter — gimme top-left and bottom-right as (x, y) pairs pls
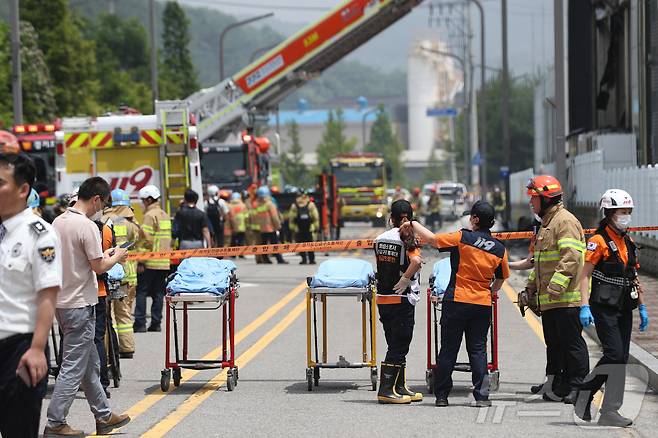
(134, 185), (171, 333)
(426, 187), (442, 229)
(102, 189), (143, 358)
(491, 186), (506, 224)
(404, 200), (509, 407)
(289, 189), (319, 264)
(525, 175), (589, 403)
(255, 186), (288, 264)
(374, 200), (423, 404)
(392, 185), (405, 202)
(245, 184), (264, 263)
(228, 192), (247, 252)
(206, 185), (228, 247)
(409, 187), (422, 212)
(574, 189), (649, 426)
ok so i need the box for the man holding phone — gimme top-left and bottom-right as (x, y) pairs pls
(0, 153), (61, 438)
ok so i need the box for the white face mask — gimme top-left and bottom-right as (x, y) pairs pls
(533, 213), (542, 223)
(614, 214), (631, 230)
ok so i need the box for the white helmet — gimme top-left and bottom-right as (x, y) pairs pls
(207, 185), (219, 197)
(599, 189), (634, 210)
(139, 185), (161, 200)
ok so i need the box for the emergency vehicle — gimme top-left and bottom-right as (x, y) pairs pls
(54, 102), (201, 214)
(330, 153), (388, 226)
(12, 122), (59, 201)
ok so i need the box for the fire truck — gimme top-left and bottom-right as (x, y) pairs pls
(11, 122), (59, 200)
(330, 153), (388, 226)
(54, 103), (201, 214)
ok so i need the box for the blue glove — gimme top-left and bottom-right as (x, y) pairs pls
(639, 304), (649, 332)
(579, 305), (594, 328)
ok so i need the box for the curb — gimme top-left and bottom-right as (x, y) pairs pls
(583, 326), (658, 392)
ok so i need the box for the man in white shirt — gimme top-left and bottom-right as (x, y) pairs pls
(0, 153), (61, 438)
(44, 177), (130, 438)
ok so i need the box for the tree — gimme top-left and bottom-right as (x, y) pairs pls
(316, 109), (357, 169)
(423, 148), (444, 182)
(366, 105), (405, 184)
(19, 21), (57, 122)
(0, 23), (13, 127)
(160, 1), (199, 99)
(280, 120), (308, 188)
(21, 0), (100, 116)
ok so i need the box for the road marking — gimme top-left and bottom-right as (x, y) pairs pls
(501, 282), (545, 344)
(118, 281), (307, 423)
(141, 299), (307, 437)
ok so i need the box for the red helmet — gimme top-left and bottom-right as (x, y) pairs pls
(413, 187), (421, 195)
(526, 175), (562, 198)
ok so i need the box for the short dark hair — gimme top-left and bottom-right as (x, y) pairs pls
(78, 177), (111, 201)
(0, 153), (36, 189)
(470, 200), (495, 230)
(391, 199), (414, 227)
(184, 188), (199, 203)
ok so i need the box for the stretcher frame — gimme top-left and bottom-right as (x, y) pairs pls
(425, 278), (500, 393)
(305, 277), (377, 391)
(160, 274), (238, 392)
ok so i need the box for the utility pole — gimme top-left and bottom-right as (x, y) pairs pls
(554, 0), (567, 187)
(219, 13), (274, 81)
(149, 0), (159, 107)
(501, 0), (511, 228)
(470, 0), (486, 197)
(108, 0), (115, 14)
(10, 0), (23, 124)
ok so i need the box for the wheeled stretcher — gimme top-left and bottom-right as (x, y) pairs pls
(305, 259), (378, 391)
(160, 258), (239, 392)
(425, 259), (500, 393)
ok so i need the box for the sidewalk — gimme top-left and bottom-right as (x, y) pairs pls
(633, 273), (658, 357)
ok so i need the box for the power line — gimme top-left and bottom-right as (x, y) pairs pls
(182, 0), (330, 12)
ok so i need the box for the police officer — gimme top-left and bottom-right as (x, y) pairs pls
(135, 185), (172, 333)
(525, 175), (589, 403)
(289, 189), (319, 264)
(374, 200), (423, 404)
(102, 189), (143, 358)
(405, 200), (509, 407)
(0, 153), (62, 437)
(574, 189), (649, 426)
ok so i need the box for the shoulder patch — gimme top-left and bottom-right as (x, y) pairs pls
(587, 242), (598, 251)
(39, 246), (56, 263)
(30, 221), (47, 235)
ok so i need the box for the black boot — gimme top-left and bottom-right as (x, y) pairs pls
(394, 363), (423, 402)
(573, 389), (594, 422)
(377, 363), (411, 404)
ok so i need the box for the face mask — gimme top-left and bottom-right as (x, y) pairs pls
(614, 214), (631, 230)
(533, 213), (542, 223)
(88, 198), (102, 221)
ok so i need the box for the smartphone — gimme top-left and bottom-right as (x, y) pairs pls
(120, 241), (135, 250)
(16, 365), (31, 387)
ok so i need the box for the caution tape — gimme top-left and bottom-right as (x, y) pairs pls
(127, 226), (658, 261)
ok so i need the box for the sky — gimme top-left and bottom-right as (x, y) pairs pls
(179, 0), (555, 76)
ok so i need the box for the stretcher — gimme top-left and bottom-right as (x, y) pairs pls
(425, 259), (500, 393)
(160, 258), (239, 392)
(305, 258), (377, 391)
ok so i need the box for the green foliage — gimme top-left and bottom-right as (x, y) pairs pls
(160, 1), (198, 99)
(423, 148), (444, 182)
(366, 105), (405, 185)
(316, 109), (357, 170)
(0, 23), (13, 127)
(280, 120), (309, 188)
(21, 0), (100, 116)
(19, 21), (57, 122)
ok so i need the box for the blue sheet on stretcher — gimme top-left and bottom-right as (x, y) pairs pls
(167, 258), (236, 295)
(431, 258), (452, 296)
(309, 258), (374, 289)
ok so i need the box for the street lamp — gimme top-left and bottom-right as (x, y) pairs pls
(219, 12), (274, 81)
(359, 97), (381, 151)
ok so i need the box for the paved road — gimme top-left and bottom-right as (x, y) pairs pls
(40, 221), (658, 437)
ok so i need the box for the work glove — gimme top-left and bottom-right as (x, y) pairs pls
(639, 304), (649, 332)
(579, 305), (594, 328)
(393, 276), (411, 295)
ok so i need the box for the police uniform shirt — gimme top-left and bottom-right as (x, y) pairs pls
(374, 228), (421, 298)
(0, 207), (62, 340)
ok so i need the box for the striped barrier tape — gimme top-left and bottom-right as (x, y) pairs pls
(126, 226), (658, 261)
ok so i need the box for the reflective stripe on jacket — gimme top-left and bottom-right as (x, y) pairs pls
(140, 203), (172, 270)
(525, 204), (585, 311)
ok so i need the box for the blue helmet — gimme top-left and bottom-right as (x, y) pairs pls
(111, 189), (131, 207)
(256, 186), (270, 198)
(27, 188), (40, 209)
(231, 192), (242, 201)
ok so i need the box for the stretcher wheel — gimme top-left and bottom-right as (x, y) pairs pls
(226, 369), (236, 392)
(172, 368), (182, 387)
(306, 368), (313, 392)
(426, 369), (434, 394)
(489, 370), (500, 392)
(160, 369), (171, 392)
(370, 367), (378, 391)
(313, 366), (320, 387)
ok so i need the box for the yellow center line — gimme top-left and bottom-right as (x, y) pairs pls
(119, 281), (307, 422)
(141, 299), (307, 438)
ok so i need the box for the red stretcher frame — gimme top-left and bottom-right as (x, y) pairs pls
(425, 287), (500, 393)
(160, 288), (238, 392)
